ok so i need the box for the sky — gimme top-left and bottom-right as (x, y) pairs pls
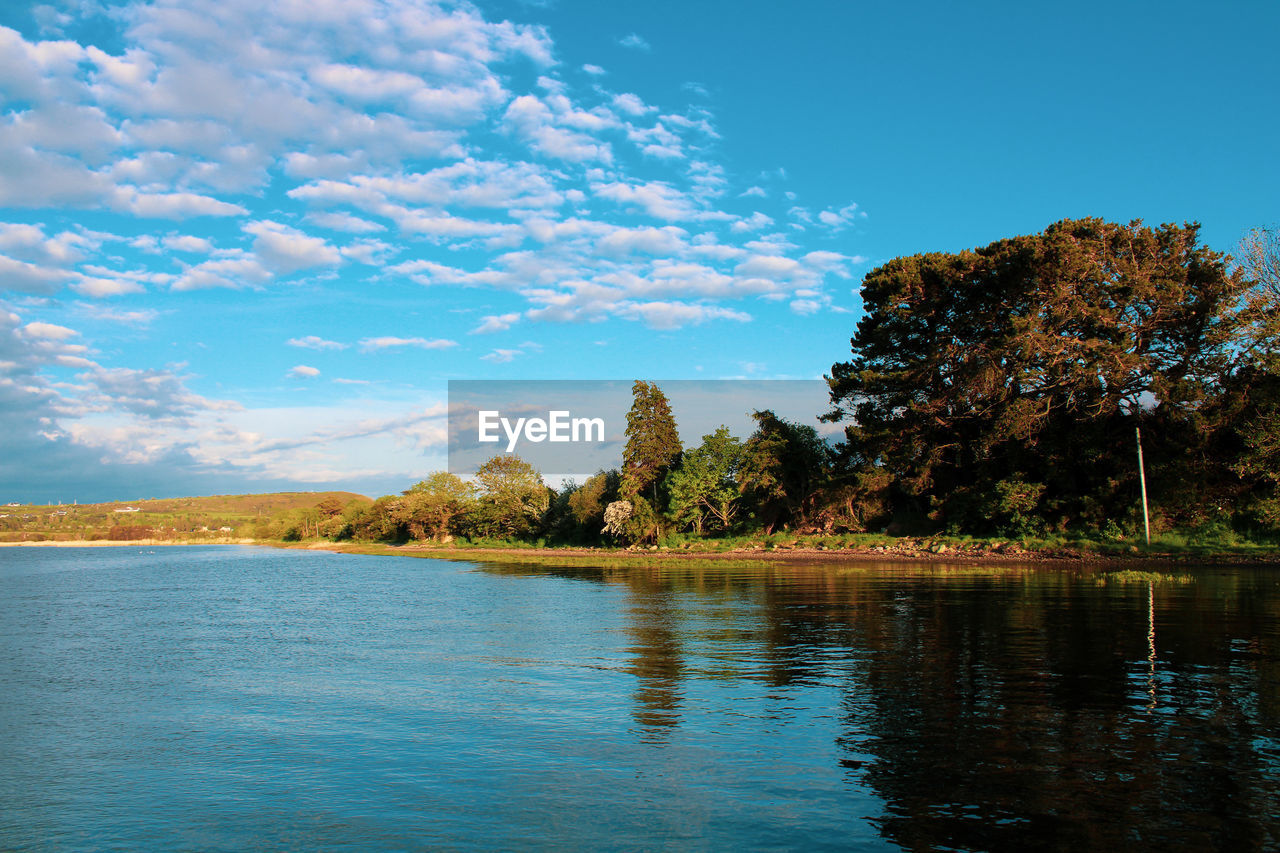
(1, 0), (1277, 503)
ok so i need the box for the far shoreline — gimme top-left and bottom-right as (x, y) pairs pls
(5, 537), (1276, 568)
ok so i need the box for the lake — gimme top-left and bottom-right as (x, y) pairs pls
(1, 546), (1277, 851)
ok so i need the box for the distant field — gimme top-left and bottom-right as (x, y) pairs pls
(0, 492), (371, 542)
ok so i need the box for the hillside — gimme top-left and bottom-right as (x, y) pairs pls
(0, 492), (372, 543)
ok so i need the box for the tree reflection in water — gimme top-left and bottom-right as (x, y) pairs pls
(623, 575), (685, 737)
(480, 561), (1280, 850)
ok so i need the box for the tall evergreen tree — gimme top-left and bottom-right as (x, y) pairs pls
(621, 380), (682, 508)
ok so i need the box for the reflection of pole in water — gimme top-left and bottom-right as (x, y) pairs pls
(1146, 581), (1157, 713)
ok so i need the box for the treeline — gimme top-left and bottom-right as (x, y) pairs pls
(337, 400), (845, 546)
(337, 218), (1280, 547)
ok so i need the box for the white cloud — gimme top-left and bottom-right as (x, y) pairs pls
(619, 33), (650, 51)
(358, 336), (458, 352)
(582, 64), (605, 75)
(80, 305), (159, 325)
(79, 366), (235, 421)
(503, 95), (614, 164)
(612, 92), (653, 116)
(591, 179), (700, 221)
(171, 255), (272, 291)
(287, 335), (347, 351)
(471, 312), (521, 334)
(113, 188), (249, 219)
(730, 211), (776, 233)
(309, 63), (427, 102)
(73, 273), (147, 297)
(288, 364), (320, 378)
(0, 254), (74, 294)
(596, 225), (688, 257)
(161, 234), (214, 253)
(614, 301), (752, 330)
(306, 211), (386, 233)
(735, 254), (803, 280)
(244, 220), (342, 274)
(480, 348), (522, 363)
(339, 239), (393, 265)
(22, 321), (78, 340)
(0, 222), (95, 265)
(817, 202), (862, 231)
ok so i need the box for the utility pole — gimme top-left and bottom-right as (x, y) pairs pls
(1135, 425), (1151, 546)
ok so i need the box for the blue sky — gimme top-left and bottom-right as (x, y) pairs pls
(1, 0), (1276, 503)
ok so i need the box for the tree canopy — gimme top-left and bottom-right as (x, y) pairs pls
(472, 455), (550, 539)
(621, 380), (682, 505)
(827, 218), (1275, 534)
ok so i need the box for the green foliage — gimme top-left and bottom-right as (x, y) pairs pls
(621, 380), (682, 507)
(827, 218), (1274, 534)
(739, 410), (832, 534)
(470, 455), (550, 540)
(1096, 570), (1195, 586)
(562, 469), (621, 542)
(343, 495), (406, 542)
(396, 472), (476, 541)
(665, 426), (743, 535)
(620, 496), (662, 545)
(0, 491), (370, 543)
(1224, 371), (1280, 531)
(990, 478), (1047, 537)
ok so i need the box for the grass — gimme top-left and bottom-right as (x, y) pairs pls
(1095, 569), (1197, 585)
(0, 491), (370, 542)
(312, 541), (773, 569)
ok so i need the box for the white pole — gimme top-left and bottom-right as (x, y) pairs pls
(1136, 425), (1151, 546)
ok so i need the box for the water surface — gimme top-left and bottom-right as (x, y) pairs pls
(1, 546), (1277, 850)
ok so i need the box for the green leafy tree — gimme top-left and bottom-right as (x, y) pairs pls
(343, 495), (405, 541)
(471, 454), (550, 540)
(396, 472), (476, 540)
(621, 380), (682, 509)
(561, 469), (621, 542)
(739, 410), (832, 534)
(665, 427), (744, 534)
(827, 218), (1265, 533)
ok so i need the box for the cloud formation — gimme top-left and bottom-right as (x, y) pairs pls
(0, 0), (864, 499)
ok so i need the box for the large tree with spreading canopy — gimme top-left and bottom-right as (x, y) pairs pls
(827, 218), (1273, 534)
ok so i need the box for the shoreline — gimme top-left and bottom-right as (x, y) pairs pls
(0, 538), (256, 548)
(291, 540), (1280, 568)
(3, 537), (1277, 567)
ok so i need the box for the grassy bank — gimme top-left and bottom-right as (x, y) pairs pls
(4, 526), (1274, 568)
(279, 530), (1279, 568)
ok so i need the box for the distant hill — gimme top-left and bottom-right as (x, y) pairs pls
(0, 491), (372, 542)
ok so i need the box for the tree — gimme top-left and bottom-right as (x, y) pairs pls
(738, 410), (831, 534)
(827, 218), (1265, 533)
(561, 469), (621, 542)
(472, 454), (550, 539)
(396, 472), (476, 540)
(665, 427), (744, 534)
(343, 495), (405, 541)
(621, 380), (682, 508)
(1239, 225), (1280, 298)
